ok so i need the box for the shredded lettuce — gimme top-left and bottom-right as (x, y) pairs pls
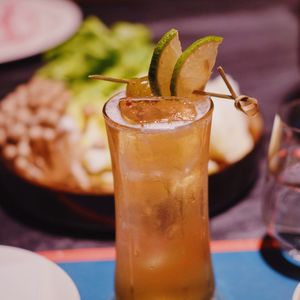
(38, 16), (153, 109)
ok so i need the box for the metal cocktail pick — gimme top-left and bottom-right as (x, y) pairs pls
(194, 66), (259, 117)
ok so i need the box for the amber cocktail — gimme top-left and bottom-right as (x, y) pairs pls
(103, 92), (215, 300)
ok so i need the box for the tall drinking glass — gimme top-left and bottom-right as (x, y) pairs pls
(264, 99), (300, 260)
(103, 92), (215, 299)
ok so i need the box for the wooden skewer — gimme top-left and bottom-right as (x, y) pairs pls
(193, 90), (234, 100)
(195, 66), (259, 117)
(217, 66), (238, 99)
(194, 66), (241, 101)
(88, 75), (129, 84)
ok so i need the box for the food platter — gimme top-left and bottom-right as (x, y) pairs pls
(0, 0), (82, 64)
(293, 283), (300, 300)
(0, 245), (80, 300)
(209, 115), (263, 215)
(0, 16), (264, 233)
(0, 114), (263, 233)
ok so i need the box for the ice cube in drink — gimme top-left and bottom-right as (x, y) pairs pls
(119, 97), (197, 124)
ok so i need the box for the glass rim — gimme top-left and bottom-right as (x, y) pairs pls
(278, 99), (300, 133)
(102, 91), (214, 132)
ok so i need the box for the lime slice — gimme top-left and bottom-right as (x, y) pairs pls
(170, 36), (223, 97)
(148, 29), (182, 96)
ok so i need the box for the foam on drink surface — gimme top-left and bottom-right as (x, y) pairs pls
(105, 92), (211, 130)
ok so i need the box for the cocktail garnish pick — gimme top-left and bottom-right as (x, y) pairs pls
(194, 66), (259, 117)
(88, 75), (129, 84)
(217, 66), (259, 117)
(217, 66), (238, 98)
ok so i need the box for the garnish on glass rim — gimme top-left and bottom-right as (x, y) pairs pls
(89, 66), (259, 117)
(194, 66), (259, 117)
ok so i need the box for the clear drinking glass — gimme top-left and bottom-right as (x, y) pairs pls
(103, 92), (215, 300)
(264, 99), (300, 260)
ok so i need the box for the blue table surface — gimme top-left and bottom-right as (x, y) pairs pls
(58, 249), (299, 300)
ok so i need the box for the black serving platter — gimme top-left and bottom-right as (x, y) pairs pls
(0, 115), (264, 234)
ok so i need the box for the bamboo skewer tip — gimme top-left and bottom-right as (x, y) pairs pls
(88, 75), (129, 84)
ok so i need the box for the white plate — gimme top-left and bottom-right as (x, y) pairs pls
(293, 283), (300, 300)
(0, 0), (82, 64)
(0, 245), (80, 300)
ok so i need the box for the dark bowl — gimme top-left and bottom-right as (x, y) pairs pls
(209, 114), (264, 215)
(0, 115), (264, 234)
